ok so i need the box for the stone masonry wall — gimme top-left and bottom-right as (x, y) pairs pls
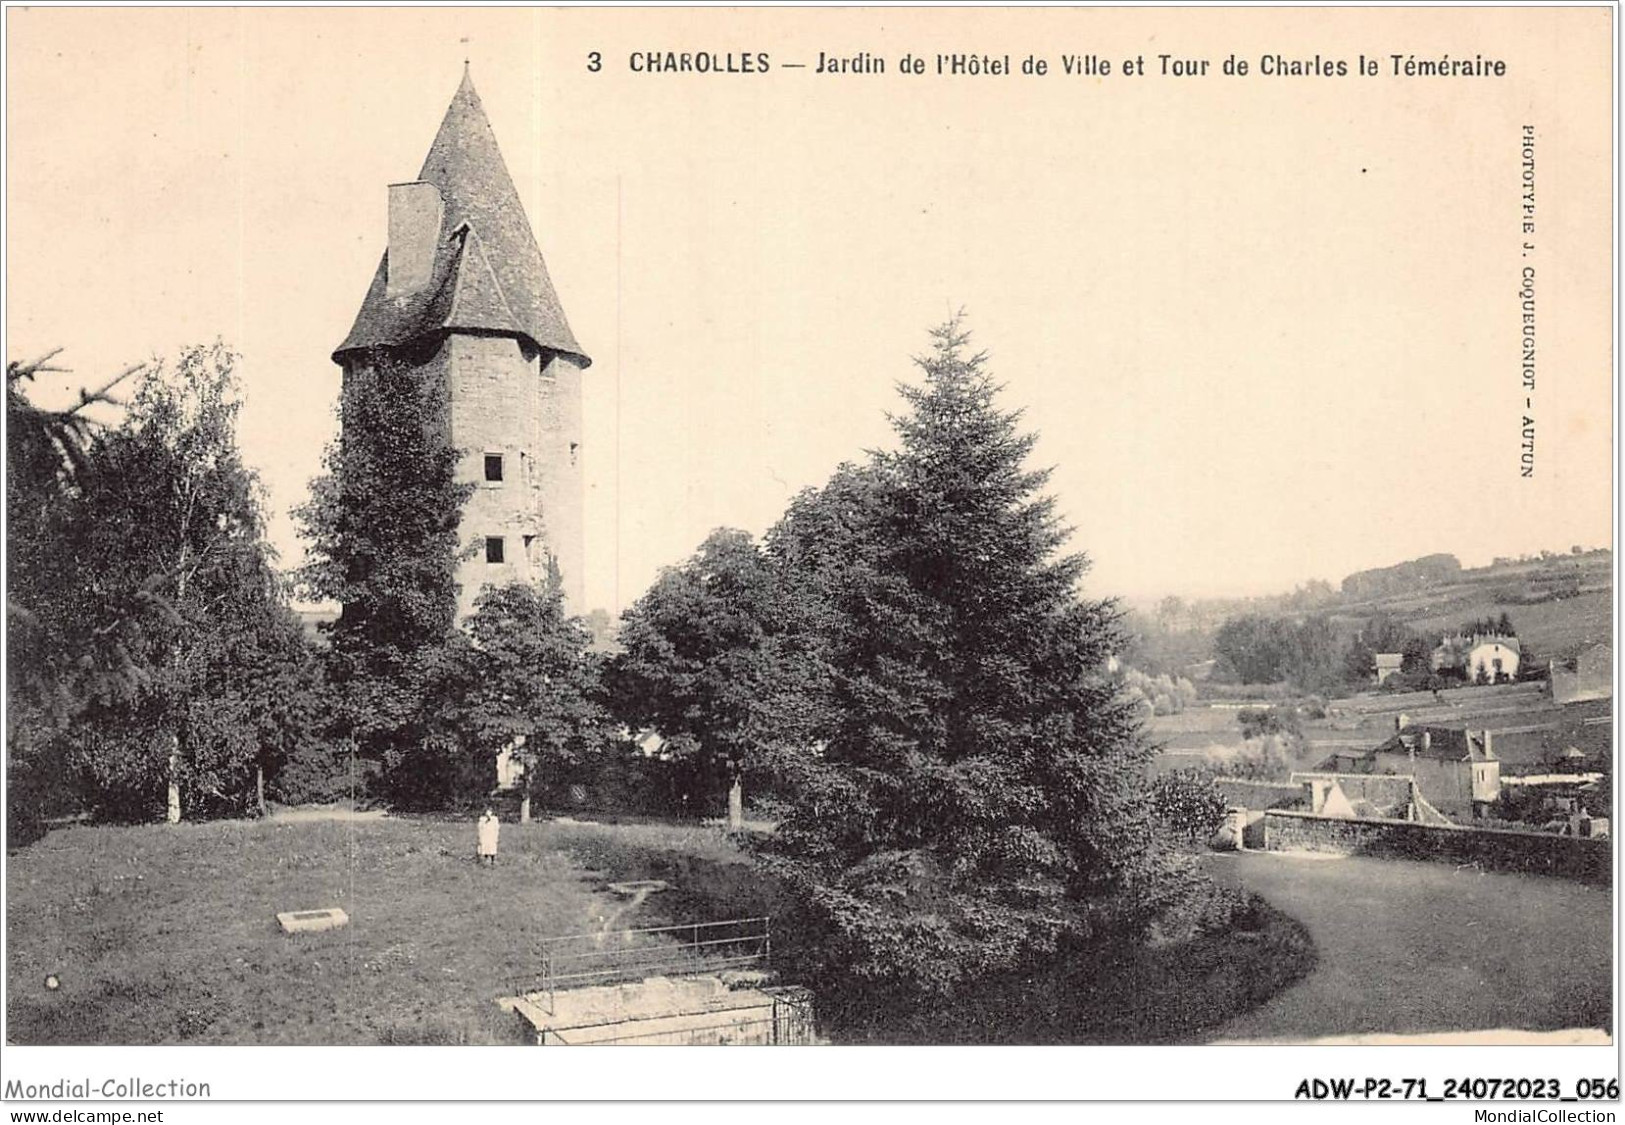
(445, 334), (545, 619)
(1263, 809), (1609, 885)
(347, 334), (584, 624)
(537, 353), (584, 616)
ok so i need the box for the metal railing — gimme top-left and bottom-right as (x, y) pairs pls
(534, 916), (772, 1014)
(544, 1012), (779, 1046)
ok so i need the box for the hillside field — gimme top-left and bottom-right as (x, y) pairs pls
(1150, 679), (1612, 776)
(1335, 554), (1611, 664)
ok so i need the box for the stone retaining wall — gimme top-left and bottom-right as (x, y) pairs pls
(1263, 809), (1610, 885)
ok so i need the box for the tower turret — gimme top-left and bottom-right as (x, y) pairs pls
(334, 68), (588, 617)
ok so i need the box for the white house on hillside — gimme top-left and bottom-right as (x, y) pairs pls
(1431, 633), (1521, 682)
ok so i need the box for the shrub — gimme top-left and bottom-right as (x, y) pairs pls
(268, 740), (356, 806)
(1139, 850), (1247, 943)
(1151, 771), (1228, 842)
(1197, 733), (1303, 781)
(1237, 706), (1303, 742)
(1119, 666), (1199, 716)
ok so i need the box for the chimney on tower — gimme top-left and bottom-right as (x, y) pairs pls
(386, 181), (444, 298)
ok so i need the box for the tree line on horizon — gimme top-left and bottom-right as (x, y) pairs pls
(1142, 541), (1605, 645)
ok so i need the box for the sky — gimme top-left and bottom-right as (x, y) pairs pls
(6, 7), (1613, 612)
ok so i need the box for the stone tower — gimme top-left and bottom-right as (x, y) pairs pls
(333, 68), (589, 618)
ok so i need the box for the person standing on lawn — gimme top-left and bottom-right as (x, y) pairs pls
(477, 808), (500, 867)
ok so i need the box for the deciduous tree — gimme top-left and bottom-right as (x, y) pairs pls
(608, 528), (782, 827)
(460, 580), (606, 822)
(10, 346), (305, 823)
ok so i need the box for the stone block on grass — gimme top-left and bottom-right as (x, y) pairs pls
(277, 907), (350, 934)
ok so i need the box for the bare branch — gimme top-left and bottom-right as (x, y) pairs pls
(68, 363), (145, 416)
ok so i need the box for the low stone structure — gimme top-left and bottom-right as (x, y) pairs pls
(1213, 778), (1304, 849)
(1214, 778), (1303, 811)
(276, 907), (350, 934)
(498, 973), (820, 1045)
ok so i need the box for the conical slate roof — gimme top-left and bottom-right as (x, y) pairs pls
(333, 69), (589, 366)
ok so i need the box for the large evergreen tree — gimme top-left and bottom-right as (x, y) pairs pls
(7, 353), (162, 720)
(7, 352), (154, 841)
(757, 317), (1169, 999)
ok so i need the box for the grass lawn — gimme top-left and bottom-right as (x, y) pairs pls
(5, 812), (749, 1045)
(7, 810), (1314, 1045)
(1204, 851), (1613, 1041)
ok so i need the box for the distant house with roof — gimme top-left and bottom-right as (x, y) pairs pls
(1316, 723), (1500, 819)
(1212, 770), (1451, 849)
(1290, 772), (1432, 821)
(295, 606), (341, 648)
(1373, 653), (1404, 684)
(1431, 633), (1520, 682)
